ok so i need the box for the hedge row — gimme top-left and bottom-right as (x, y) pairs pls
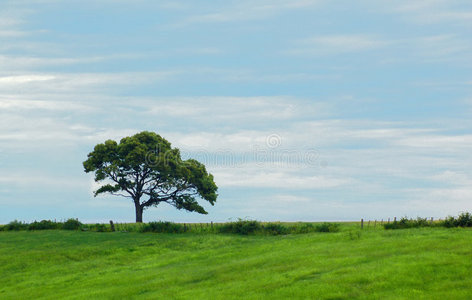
(139, 220), (340, 235)
(384, 213), (472, 230)
(0, 219), (340, 235)
(0, 219), (82, 231)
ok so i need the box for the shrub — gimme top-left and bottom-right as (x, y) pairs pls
(263, 223), (289, 235)
(86, 223), (110, 232)
(384, 217), (431, 230)
(63, 218), (82, 230)
(28, 220), (59, 231)
(442, 216), (457, 228)
(218, 219), (262, 235)
(140, 221), (186, 233)
(440, 213), (472, 228)
(291, 223), (316, 234)
(315, 222), (340, 233)
(4, 220), (28, 231)
(456, 212), (472, 227)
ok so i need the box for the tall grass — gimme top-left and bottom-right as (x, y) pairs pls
(2, 225), (472, 299)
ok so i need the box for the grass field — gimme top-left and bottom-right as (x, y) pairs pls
(1, 224), (472, 299)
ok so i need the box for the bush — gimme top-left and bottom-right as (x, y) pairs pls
(456, 212), (472, 227)
(218, 219), (262, 235)
(4, 220), (28, 231)
(28, 220), (60, 231)
(291, 223), (316, 234)
(140, 221), (186, 233)
(263, 223), (289, 235)
(315, 222), (340, 233)
(442, 216), (457, 228)
(86, 223), (110, 232)
(440, 213), (472, 228)
(63, 218), (82, 230)
(384, 217), (432, 230)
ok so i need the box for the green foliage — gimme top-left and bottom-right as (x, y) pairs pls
(441, 212), (472, 228)
(315, 222), (340, 233)
(384, 217), (432, 230)
(216, 220), (340, 235)
(442, 216), (457, 228)
(63, 219), (82, 230)
(456, 212), (472, 227)
(291, 222), (316, 234)
(140, 221), (186, 233)
(83, 131), (218, 222)
(263, 223), (289, 235)
(384, 213), (472, 230)
(85, 223), (110, 232)
(28, 220), (60, 231)
(218, 220), (262, 235)
(4, 220), (28, 231)
(0, 219), (343, 235)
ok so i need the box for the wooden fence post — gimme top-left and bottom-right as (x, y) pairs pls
(394, 217), (397, 222)
(361, 219), (364, 229)
(430, 217), (433, 225)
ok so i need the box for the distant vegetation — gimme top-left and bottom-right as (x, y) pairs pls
(0, 219), (340, 235)
(1, 219), (82, 231)
(2, 212), (472, 234)
(384, 212), (472, 230)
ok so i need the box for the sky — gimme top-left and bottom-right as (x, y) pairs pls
(1, 0), (472, 223)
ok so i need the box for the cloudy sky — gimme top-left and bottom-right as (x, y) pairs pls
(1, 0), (472, 223)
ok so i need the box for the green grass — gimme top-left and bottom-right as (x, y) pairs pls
(1, 225), (471, 299)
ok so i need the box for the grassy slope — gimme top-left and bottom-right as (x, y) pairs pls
(1, 226), (471, 299)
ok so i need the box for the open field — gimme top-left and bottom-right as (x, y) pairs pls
(1, 225), (472, 299)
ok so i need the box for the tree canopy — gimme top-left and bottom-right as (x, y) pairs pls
(83, 131), (218, 222)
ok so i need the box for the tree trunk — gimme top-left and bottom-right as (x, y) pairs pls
(135, 203), (143, 223)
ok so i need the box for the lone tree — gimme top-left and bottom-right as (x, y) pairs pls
(83, 131), (218, 223)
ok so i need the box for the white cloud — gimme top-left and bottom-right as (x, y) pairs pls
(0, 30), (28, 37)
(392, 0), (472, 24)
(173, 0), (320, 26)
(213, 169), (351, 189)
(394, 134), (472, 149)
(0, 98), (92, 111)
(0, 173), (87, 189)
(271, 194), (311, 203)
(0, 74), (55, 84)
(289, 35), (387, 55)
(430, 171), (472, 186)
(0, 71), (181, 94)
(0, 54), (144, 71)
(288, 33), (472, 64)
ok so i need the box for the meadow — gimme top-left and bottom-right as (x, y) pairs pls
(1, 223), (472, 299)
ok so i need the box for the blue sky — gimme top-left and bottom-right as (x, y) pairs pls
(1, 0), (472, 223)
